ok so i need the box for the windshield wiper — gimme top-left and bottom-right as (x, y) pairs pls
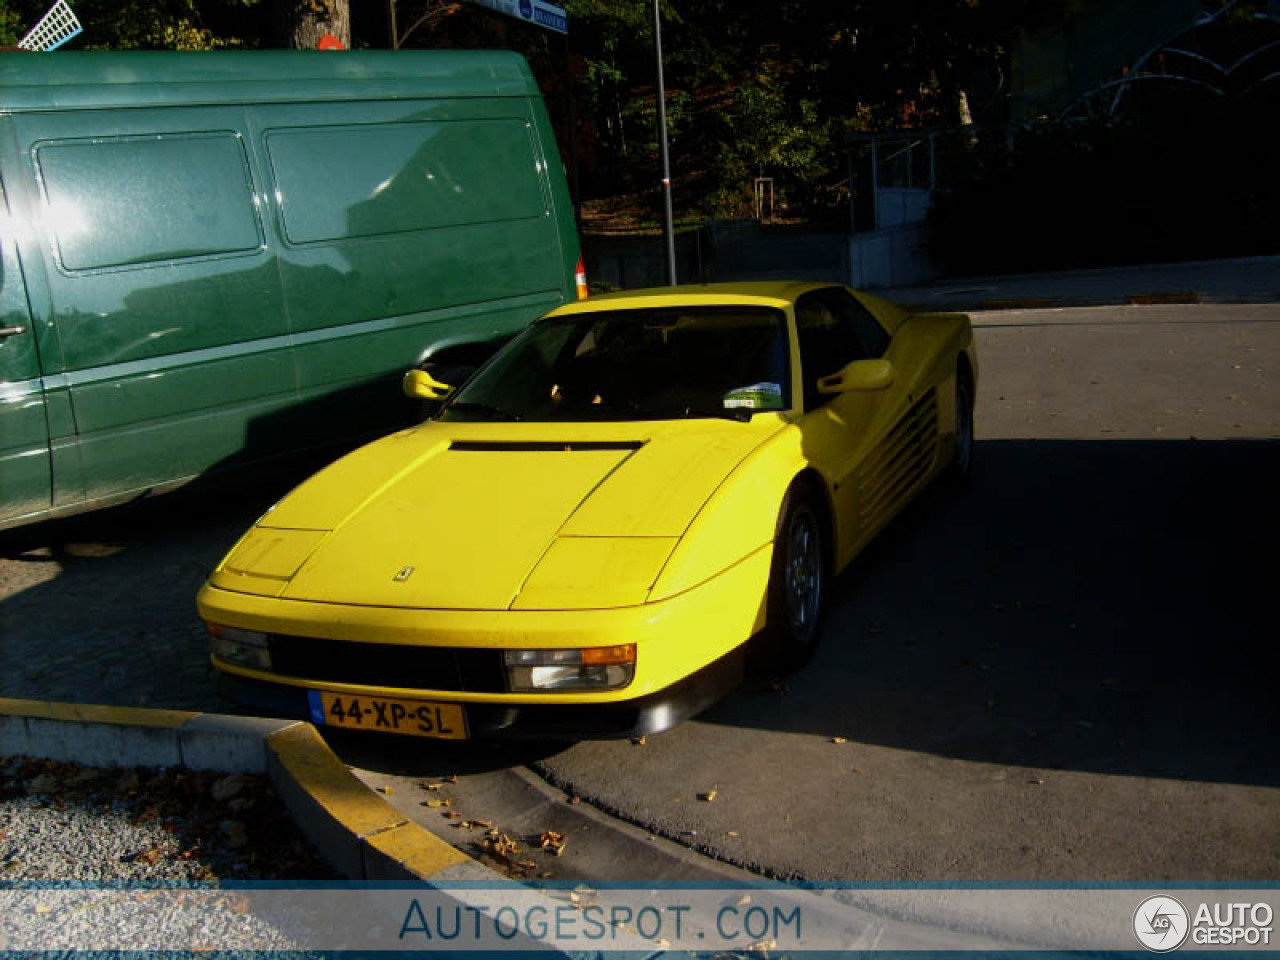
(442, 400), (523, 422)
(682, 405), (753, 423)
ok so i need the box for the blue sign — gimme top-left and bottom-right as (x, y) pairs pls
(469, 0), (567, 35)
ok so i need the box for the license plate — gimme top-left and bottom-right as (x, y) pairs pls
(308, 691), (467, 740)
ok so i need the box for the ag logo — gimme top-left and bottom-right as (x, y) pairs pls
(1134, 895), (1190, 952)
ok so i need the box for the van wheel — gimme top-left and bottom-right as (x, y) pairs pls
(764, 484), (827, 670)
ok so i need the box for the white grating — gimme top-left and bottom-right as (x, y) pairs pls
(18, 1), (84, 51)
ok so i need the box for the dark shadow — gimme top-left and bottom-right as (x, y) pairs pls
(0, 380), (407, 713)
(318, 727), (573, 778)
(698, 437), (1280, 787)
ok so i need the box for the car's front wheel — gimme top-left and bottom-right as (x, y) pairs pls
(949, 365), (975, 482)
(765, 484), (828, 670)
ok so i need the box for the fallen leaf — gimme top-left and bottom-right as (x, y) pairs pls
(444, 774), (458, 783)
(539, 831), (568, 856)
(853, 767), (865, 775)
(211, 774), (247, 803)
(1027, 776), (1045, 785)
(421, 798), (453, 808)
(567, 795), (581, 805)
(132, 846), (167, 865)
(34, 904), (52, 915)
(726, 831), (739, 838)
(631, 736), (647, 746)
(698, 788), (718, 803)
(831, 737), (848, 744)
(421, 782), (443, 791)
(375, 786), (392, 795)
(452, 819), (494, 830)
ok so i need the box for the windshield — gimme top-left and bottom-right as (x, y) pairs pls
(439, 305), (791, 423)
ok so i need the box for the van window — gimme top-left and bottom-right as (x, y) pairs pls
(265, 119), (545, 245)
(36, 133), (261, 272)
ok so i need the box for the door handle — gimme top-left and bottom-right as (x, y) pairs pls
(0, 325), (27, 338)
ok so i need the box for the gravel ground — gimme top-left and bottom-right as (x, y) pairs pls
(0, 755), (334, 955)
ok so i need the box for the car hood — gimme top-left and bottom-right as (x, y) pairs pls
(210, 418), (784, 610)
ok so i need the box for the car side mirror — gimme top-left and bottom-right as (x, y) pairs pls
(817, 358), (895, 394)
(402, 362), (479, 401)
(402, 368), (455, 401)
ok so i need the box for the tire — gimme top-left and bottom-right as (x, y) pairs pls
(949, 366), (975, 483)
(764, 484), (828, 670)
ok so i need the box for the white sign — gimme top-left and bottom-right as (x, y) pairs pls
(470, 0), (568, 35)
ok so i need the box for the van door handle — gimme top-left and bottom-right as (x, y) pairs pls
(0, 325), (27, 338)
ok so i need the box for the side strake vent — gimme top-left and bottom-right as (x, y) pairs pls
(449, 441), (645, 452)
(857, 388), (939, 528)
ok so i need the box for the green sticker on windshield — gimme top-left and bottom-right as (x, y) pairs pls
(723, 382), (782, 410)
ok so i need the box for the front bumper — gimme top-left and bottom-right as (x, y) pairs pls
(217, 645), (744, 740)
(197, 544), (772, 737)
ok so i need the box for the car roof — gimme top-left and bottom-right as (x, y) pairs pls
(546, 281), (843, 317)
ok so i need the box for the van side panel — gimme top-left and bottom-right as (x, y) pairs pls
(0, 173), (52, 524)
(249, 98), (569, 444)
(12, 108), (297, 502)
(0, 50), (581, 529)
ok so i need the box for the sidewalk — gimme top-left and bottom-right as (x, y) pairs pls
(875, 254), (1280, 312)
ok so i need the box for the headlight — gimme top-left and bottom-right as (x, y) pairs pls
(504, 644), (635, 693)
(206, 623), (272, 672)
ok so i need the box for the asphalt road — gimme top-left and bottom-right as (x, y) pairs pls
(2, 303), (1277, 882)
(526, 304), (1280, 880)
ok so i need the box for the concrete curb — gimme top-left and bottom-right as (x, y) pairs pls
(0, 697), (664, 958)
(901, 290), (1280, 312)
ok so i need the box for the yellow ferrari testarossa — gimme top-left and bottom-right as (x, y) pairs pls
(197, 282), (977, 740)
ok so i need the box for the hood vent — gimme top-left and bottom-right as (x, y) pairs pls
(449, 440), (644, 453)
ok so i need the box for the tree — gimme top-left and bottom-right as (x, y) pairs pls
(272, 0), (348, 48)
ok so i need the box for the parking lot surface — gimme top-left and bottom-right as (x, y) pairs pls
(2, 303), (1277, 881)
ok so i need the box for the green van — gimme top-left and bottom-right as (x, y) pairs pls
(0, 50), (583, 529)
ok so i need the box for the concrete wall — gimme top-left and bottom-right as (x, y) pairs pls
(849, 222), (940, 289)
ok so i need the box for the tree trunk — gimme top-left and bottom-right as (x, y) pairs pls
(272, 0), (351, 49)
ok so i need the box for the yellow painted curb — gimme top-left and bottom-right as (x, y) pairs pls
(0, 697), (196, 728)
(365, 821), (471, 877)
(263, 720), (476, 882)
(0, 697), (494, 886)
(266, 723), (406, 838)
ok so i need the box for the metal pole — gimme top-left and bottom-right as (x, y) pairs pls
(653, 0), (677, 285)
(388, 0), (398, 49)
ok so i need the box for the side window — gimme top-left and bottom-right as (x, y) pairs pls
(832, 289), (891, 359)
(795, 290), (866, 410)
(36, 133), (261, 272)
(265, 119), (545, 246)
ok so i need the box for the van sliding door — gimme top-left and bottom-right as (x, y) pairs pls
(0, 175), (51, 525)
(250, 100), (566, 448)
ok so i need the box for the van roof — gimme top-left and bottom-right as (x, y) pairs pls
(0, 50), (541, 112)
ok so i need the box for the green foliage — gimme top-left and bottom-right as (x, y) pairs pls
(0, 0), (264, 49)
